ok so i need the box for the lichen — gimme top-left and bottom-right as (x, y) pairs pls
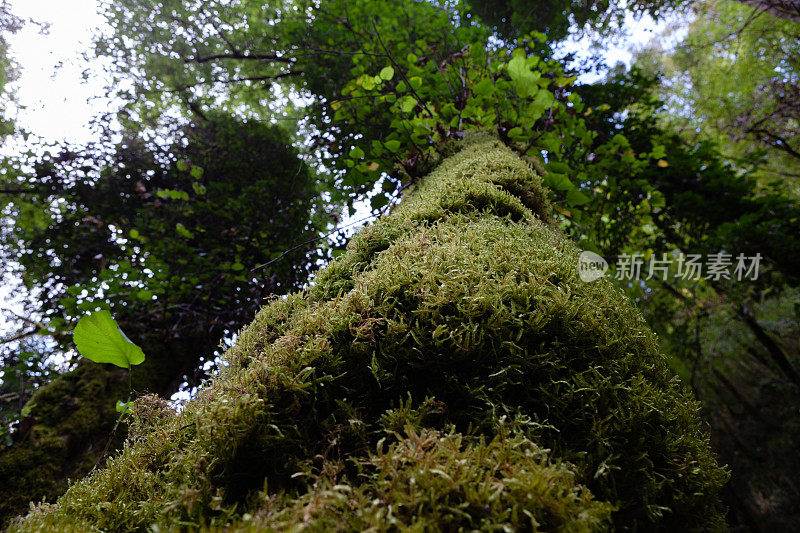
(13, 133), (727, 532)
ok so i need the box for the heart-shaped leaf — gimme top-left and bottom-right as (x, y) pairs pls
(74, 310), (146, 369)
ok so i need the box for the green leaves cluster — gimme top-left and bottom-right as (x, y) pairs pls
(2, 113), (324, 397)
(327, 24), (667, 252)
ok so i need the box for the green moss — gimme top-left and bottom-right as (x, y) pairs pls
(0, 362), (128, 528)
(234, 426), (614, 531)
(13, 133), (727, 532)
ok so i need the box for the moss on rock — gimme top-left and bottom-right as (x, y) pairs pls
(13, 133), (727, 532)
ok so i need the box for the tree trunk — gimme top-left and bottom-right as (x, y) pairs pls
(0, 326), (211, 527)
(11, 133), (728, 531)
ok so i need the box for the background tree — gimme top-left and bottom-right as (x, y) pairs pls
(464, 0), (682, 40)
(731, 0), (800, 22)
(636, 0), (800, 186)
(0, 112), (326, 523)
(0, 0), (21, 140)
(627, 3), (800, 527)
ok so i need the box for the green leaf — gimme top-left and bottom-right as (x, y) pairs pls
(361, 75), (375, 91)
(379, 66), (394, 80)
(507, 126), (524, 140)
(545, 162), (571, 174)
(385, 140), (402, 153)
(472, 78), (494, 97)
(349, 146), (365, 159)
(116, 400), (132, 414)
(66, 285), (83, 297)
(156, 189), (189, 201)
(554, 75), (577, 87)
(401, 96), (418, 113)
(649, 143), (667, 159)
(73, 310), (146, 369)
(566, 188), (591, 206)
(507, 54), (529, 81)
(176, 160), (189, 172)
(175, 223), (195, 239)
(544, 172), (572, 191)
(136, 289), (153, 301)
(370, 193), (390, 210)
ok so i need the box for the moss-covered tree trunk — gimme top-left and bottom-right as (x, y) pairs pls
(0, 326), (214, 526)
(12, 134), (727, 531)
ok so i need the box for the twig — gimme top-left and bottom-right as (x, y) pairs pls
(251, 213), (378, 272)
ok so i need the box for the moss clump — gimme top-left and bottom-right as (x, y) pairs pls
(236, 426), (613, 531)
(0, 362), (128, 528)
(13, 133), (727, 532)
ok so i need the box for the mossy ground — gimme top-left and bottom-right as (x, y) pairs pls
(13, 133), (727, 531)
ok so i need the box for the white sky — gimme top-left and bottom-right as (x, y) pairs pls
(6, 0), (110, 147)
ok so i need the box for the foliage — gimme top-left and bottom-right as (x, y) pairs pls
(2, 113), (309, 419)
(3, 113), (322, 370)
(464, 0), (683, 41)
(572, 66), (800, 284)
(0, 113), (325, 524)
(3, 0), (799, 528)
(13, 136), (727, 531)
(635, 0), (800, 186)
(0, 0), (22, 140)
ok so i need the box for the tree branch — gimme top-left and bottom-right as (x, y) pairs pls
(186, 52), (294, 64)
(731, 0), (800, 23)
(0, 188), (36, 194)
(737, 306), (800, 388)
(0, 328), (37, 345)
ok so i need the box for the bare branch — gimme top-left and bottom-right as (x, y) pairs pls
(0, 328), (37, 345)
(186, 52), (294, 64)
(2, 308), (46, 331)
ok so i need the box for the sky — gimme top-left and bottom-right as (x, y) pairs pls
(6, 0), (111, 147)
